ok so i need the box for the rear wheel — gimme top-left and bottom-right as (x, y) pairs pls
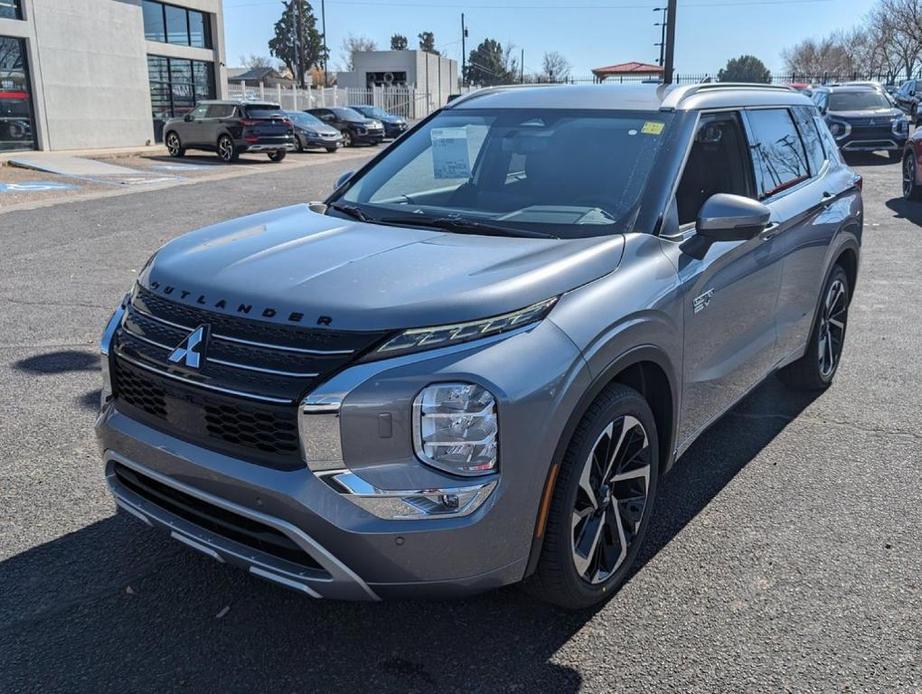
(165, 132), (184, 158)
(268, 149), (287, 162)
(903, 152), (922, 200)
(779, 265), (850, 390)
(525, 384), (659, 610)
(217, 135), (238, 163)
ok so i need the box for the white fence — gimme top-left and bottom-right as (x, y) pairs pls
(225, 82), (445, 119)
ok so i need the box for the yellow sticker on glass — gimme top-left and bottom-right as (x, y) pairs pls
(641, 121), (665, 135)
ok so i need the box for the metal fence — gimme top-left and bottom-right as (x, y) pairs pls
(567, 72), (906, 85)
(225, 82), (441, 119)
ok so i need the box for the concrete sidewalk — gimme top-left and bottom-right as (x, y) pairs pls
(0, 144), (168, 166)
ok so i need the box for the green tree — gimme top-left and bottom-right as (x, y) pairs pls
(418, 31), (439, 55)
(465, 39), (515, 86)
(268, 0), (327, 88)
(390, 34), (408, 50)
(718, 54), (772, 83)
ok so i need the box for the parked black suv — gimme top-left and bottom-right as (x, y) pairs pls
(306, 107), (384, 147)
(894, 79), (921, 122)
(163, 101), (295, 163)
(813, 85), (908, 159)
(347, 104), (408, 138)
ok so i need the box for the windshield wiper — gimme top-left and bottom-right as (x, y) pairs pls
(380, 214), (559, 239)
(328, 201), (374, 223)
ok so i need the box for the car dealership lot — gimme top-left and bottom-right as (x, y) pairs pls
(0, 154), (920, 692)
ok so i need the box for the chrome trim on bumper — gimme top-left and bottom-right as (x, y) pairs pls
(244, 143), (296, 152)
(105, 451), (379, 600)
(318, 469), (498, 520)
(841, 139), (901, 151)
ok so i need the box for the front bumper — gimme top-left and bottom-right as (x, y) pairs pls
(352, 130), (384, 144)
(300, 132), (343, 149)
(96, 318), (589, 599)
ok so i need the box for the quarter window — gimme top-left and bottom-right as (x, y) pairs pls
(792, 105), (826, 175)
(746, 109), (810, 199)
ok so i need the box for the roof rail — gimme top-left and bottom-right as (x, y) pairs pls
(445, 82), (566, 109)
(660, 82), (796, 110)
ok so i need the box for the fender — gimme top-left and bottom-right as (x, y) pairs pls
(523, 343), (680, 578)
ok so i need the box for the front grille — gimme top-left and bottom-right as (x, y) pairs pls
(113, 462), (324, 572)
(110, 285), (390, 467)
(114, 357), (302, 467)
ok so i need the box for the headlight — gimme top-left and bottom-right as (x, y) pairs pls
(303, 129), (318, 137)
(355, 127), (366, 134)
(828, 120), (851, 140)
(373, 297), (557, 358)
(413, 383), (498, 476)
(893, 116), (909, 135)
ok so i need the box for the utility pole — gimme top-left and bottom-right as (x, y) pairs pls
(653, 7), (667, 67)
(321, 0), (328, 87)
(663, 0), (677, 84)
(295, 0), (304, 88)
(461, 13), (468, 87)
(520, 48), (524, 83)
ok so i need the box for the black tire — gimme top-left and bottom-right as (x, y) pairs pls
(217, 134), (238, 163)
(903, 152), (922, 200)
(325, 147), (338, 153)
(342, 130), (353, 147)
(295, 137), (304, 153)
(268, 149), (287, 162)
(525, 383), (660, 610)
(779, 265), (850, 391)
(165, 131), (184, 158)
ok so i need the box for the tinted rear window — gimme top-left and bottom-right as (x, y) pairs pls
(244, 105), (283, 118)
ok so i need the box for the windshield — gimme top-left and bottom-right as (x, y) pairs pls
(332, 107), (364, 121)
(289, 111), (324, 127)
(336, 108), (672, 239)
(355, 106), (388, 119)
(829, 91), (891, 111)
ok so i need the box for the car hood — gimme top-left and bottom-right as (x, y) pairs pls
(140, 204), (625, 332)
(310, 124), (340, 135)
(829, 107), (903, 119)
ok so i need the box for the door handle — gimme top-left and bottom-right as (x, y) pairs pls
(821, 191), (836, 207)
(760, 222), (779, 241)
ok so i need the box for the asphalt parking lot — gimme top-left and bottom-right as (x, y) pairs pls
(1, 152), (920, 693)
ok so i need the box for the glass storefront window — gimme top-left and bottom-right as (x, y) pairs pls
(147, 54), (215, 141)
(0, 0), (22, 21)
(0, 36), (35, 151)
(142, 2), (212, 49)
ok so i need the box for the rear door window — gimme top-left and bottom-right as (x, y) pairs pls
(745, 108), (810, 199)
(205, 104), (234, 118)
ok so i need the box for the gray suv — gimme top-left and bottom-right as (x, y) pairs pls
(96, 83), (862, 609)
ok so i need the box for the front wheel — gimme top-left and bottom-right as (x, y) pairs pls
(165, 132), (184, 158)
(268, 149), (287, 162)
(779, 265), (850, 390)
(341, 131), (353, 147)
(217, 135), (238, 163)
(525, 384), (659, 610)
(903, 152), (922, 200)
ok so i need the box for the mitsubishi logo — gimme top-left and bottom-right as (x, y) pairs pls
(168, 325), (209, 369)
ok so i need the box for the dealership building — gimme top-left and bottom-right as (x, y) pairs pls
(0, 0), (227, 151)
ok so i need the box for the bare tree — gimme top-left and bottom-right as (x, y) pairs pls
(871, 0), (922, 80)
(782, 33), (859, 77)
(240, 54), (275, 69)
(541, 51), (571, 83)
(340, 33), (377, 71)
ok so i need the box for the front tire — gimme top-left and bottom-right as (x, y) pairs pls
(268, 149), (287, 162)
(342, 130), (353, 147)
(325, 146), (338, 153)
(525, 384), (659, 610)
(903, 152), (922, 200)
(217, 134), (238, 163)
(165, 131), (184, 158)
(779, 265), (850, 390)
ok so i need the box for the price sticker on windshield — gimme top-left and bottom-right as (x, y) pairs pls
(641, 121), (665, 135)
(431, 127), (471, 179)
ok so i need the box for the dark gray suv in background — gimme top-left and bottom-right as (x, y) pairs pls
(97, 83), (862, 609)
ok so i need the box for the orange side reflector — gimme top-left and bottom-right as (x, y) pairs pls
(534, 463), (560, 539)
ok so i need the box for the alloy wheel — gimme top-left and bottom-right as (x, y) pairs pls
(343, 131), (353, 147)
(166, 133), (180, 156)
(818, 278), (847, 379)
(903, 154), (916, 199)
(571, 415), (652, 584)
(218, 136), (234, 162)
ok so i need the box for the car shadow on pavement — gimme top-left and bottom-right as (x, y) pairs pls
(14, 349), (98, 375)
(0, 376), (819, 693)
(842, 152), (900, 167)
(885, 196), (922, 227)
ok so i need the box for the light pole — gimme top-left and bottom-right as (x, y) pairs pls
(653, 7), (667, 67)
(461, 13), (468, 87)
(663, 0), (677, 84)
(321, 0), (328, 87)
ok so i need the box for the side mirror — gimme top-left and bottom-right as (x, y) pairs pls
(184, 114), (194, 122)
(696, 193), (771, 242)
(333, 170), (354, 191)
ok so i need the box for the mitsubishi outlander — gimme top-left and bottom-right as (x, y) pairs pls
(97, 83), (862, 609)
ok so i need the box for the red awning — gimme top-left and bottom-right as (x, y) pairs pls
(591, 62), (664, 80)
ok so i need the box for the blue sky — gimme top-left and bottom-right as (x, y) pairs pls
(222, 0), (878, 77)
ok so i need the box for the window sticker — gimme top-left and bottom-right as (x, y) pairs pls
(431, 127), (471, 179)
(641, 121), (665, 135)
